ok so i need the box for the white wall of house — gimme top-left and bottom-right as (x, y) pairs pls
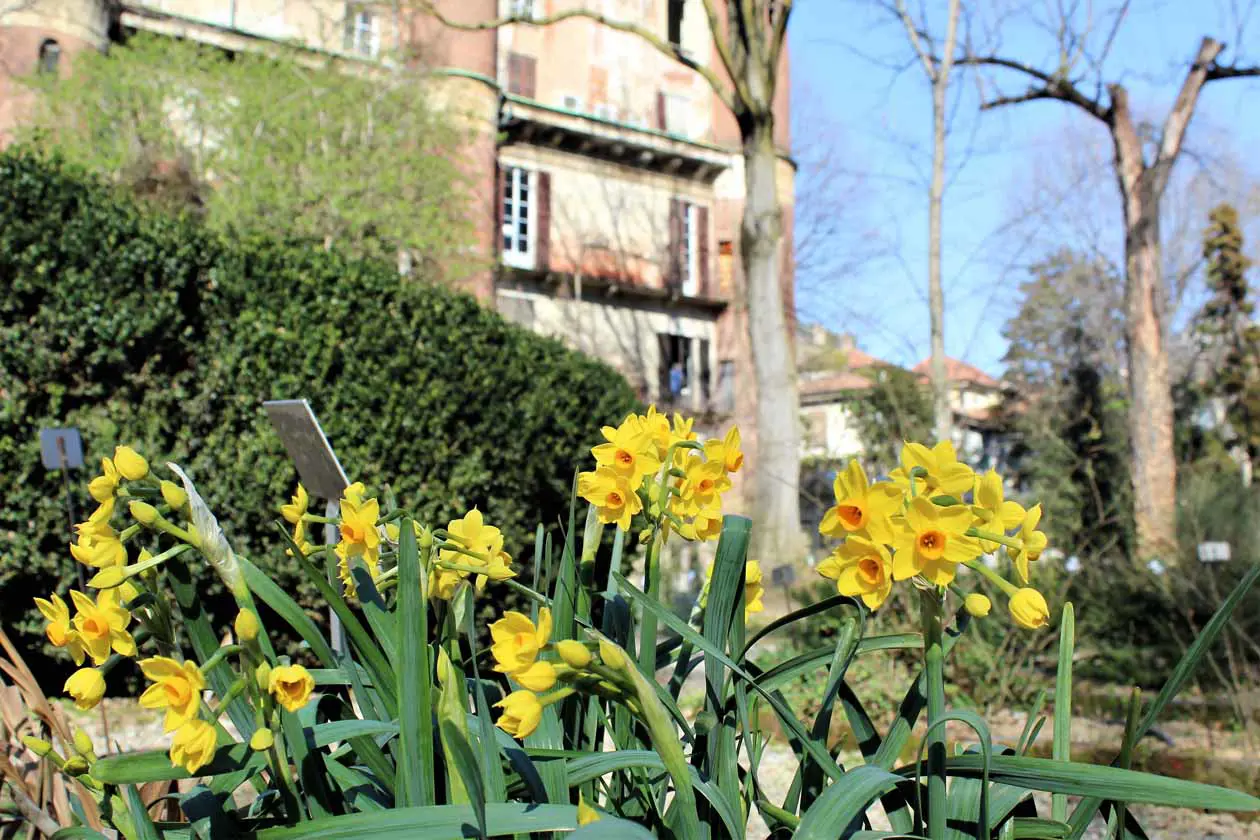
(800, 399), (864, 460)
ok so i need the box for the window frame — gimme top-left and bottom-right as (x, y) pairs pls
(501, 166), (536, 270)
(345, 5), (380, 58)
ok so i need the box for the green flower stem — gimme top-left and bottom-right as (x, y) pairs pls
(502, 579), (548, 606)
(435, 543), (490, 563)
(198, 645), (244, 676)
(211, 679), (248, 721)
(920, 586), (947, 839)
(968, 528), (1022, 551)
(150, 516), (199, 547)
(963, 558), (1019, 597)
(636, 528), (664, 675)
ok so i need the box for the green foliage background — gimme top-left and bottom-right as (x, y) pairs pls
(21, 33), (479, 278)
(0, 147), (638, 680)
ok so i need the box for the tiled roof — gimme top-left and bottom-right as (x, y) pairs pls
(912, 357), (1000, 388)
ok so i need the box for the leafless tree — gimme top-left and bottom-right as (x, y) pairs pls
(884, 0), (963, 446)
(422, 1), (802, 559)
(960, 3), (1260, 560)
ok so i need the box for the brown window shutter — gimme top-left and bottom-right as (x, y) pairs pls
(655, 91), (667, 131)
(696, 205), (709, 296)
(667, 198), (683, 290)
(535, 170), (551, 272)
(522, 54), (536, 98)
(507, 52), (536, 98)
(699, 338), (711, 404)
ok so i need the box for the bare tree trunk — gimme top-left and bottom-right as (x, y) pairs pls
(1111, 97), (1179, 561)
(743, 116), (801, 560)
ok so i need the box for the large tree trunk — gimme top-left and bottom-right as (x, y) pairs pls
(1113, 119), (1178, 560)
(742, 115), (802, 561)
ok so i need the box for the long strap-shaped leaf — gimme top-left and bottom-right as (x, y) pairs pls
(895, 753), (1260, 811)
(1066, 561), (1260, 838)
(613, 572), (843, 783)
(794, 765), (907, 840)
(257, 803), (585, 838)
(395, 519), (434, 807)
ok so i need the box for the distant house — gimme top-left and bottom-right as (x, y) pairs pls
(797, 325), (1013, 470)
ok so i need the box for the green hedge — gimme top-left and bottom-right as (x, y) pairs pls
(0, 147), (638, 681)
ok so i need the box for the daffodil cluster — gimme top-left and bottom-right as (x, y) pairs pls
(35, 446), (319, 779)
(577, 407), (742, 541)
(816, 441), (1051, 629)
(488, 607), (644, 741)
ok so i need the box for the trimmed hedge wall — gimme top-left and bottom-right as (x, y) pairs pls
(0, 147), (637, 678)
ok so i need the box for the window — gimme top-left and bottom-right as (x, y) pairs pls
(507, 51), (537, 98)
(37, 39), (61, 75)
(510, 0), (537, 17)
(667, 0), (685, 48)
(502, 167), (534, 269)
(669, 199), (709, 296)
(658, 335), (711, 408)
(344, 5), (380, 57)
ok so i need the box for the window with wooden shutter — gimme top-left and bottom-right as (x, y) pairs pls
(699, 338), (711, 405)
(507, 52), (536, 98)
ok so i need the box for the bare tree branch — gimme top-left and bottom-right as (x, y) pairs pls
(1151, 37), (1225, 196)
(417, 1), (738, 113)
(894, 0), (937, 80)
(767, 0), (794, 88)
(958, 54), (1111, 120)
(699, 0), (753, 110)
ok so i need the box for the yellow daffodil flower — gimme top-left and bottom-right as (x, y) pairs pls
(161, 480), (188, 511)
(35, 593), (86, 664)
(668, 413), (698, 465)
(268, 664), (315, 712)
(64, 668), (106, 710)
(555, 640), (592, 669)
(641, 405), (673, 460)
(87, 458), (120, 502)
(490, 608), (557, 691)
(817, 534), (894, 610)
(169, 719), (217, 774)
(964, 593), (992, 618)
(675, 456), (732, 517)
(592, 414), (660, 489)
(819, 459), (902, 544)
(113, 446), (148, 480)
(281, 483), (309, 524)
(441, 508), (513, 593)
(69, 589), (136, 665)
(678, 506), (723, 542)
(703, 426), (744, 474)
(577, 793), (602, 826)
(972, 470), (1025, 552)
(1009, 588), (1050, 629)
(495, 689), (543, 739)
(891, 498), (982, 586)
(138, 657), (206, 732)
(1011, 504), (1049, 584)
(578, 467), (643, 530)
(335, 489), (382, 597)
(69, 524), (126, 569)
(889, 440), (975, 499)
(701, 560), (764, 621)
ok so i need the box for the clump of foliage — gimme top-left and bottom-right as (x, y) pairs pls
(16, 429), (1260, 838)
(22, 32), (478, 278)
(0, 146), (638, 678)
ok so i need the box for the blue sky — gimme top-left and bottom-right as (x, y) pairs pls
(788, 0), (1260, 375)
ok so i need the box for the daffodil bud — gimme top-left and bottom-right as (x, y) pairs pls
(556, 640), (592, 669)
(113, 446), (149, 480)
(598, 639), (626, 671)
(73, 729), (96, 759)
(418, 526), (433, 549)
(234, 609), (260, 643)
(21, 735), (52, 757)
(161, 480), (188, 510)
(964, 593), (992, 618)
(255, 662), (272, 691)
(63, 755), (90, 776)
(129, 501), (159, 526)
(88, 566), (127, 590)
(249, 728), (275, 751)
(1009, 588), (1050, 630)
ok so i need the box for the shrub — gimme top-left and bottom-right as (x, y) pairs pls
(0, 146), (638, 680)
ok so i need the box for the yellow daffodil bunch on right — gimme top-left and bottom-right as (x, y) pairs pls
(815, 441), (1051, 629)
(576, 407), (741, 543)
